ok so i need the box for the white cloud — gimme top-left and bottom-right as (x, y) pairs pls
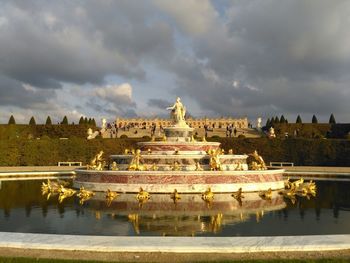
(93, 83), (133, 105)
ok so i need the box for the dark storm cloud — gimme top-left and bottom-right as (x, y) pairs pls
(0, 0), (174, 89)
(147, 98), (172, 110)
(0, 75), (55, 108)
(157, 0), (350, 121)
(0, 0), (349, 122)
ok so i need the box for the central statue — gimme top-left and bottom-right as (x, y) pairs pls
(166, 97), (188, 127)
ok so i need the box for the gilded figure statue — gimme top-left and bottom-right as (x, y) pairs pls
(248, 150), (267, 170)
(128, 149), (145, 171)
(208, 149), (222, 171)
(110, 161), (118, 171)
(87, 150), (105, 170)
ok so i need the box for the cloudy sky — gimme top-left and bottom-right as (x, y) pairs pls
(0, 0), (349, 125)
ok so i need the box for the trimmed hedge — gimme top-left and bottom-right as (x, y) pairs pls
(0, 137), (349, 166)
(0, 124), (97, 140)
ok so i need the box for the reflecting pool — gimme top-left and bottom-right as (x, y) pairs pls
(0, 178), (350, 236)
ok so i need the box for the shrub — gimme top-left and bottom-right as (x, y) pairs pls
(45, 116), (52, 125)
(120, 134), (128, 139)
(237, 134), (246, 138)
(8, 115), (16, 125)
(29, 116), (36, 125)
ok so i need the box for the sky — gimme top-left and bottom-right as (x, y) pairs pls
(0, 0), (349, 125)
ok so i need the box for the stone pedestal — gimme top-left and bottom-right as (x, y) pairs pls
(164, 126), (194, 142)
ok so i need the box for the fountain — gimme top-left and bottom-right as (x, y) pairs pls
(74, 97), (284, 193)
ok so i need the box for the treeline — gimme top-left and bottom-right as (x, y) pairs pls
(7, 115), (97, 126)
(0, 137), (348, 167)
(265, 113), (337, 127)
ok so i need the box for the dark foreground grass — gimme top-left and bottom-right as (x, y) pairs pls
(1, 258), (350, 263)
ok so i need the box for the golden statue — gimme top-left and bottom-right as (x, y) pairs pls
(172, 161), (181, 171)
(110, 161), (118, 171)
(208, 149), (222, 171)
(58, 185), (76, 203)
(41, 179), (60, 200)
(77, 186), (95, 205)
(248, 150), (267, 170)
(202, 187), (214, 202)
(170, 189), (181, 202)
(202, 136), (207, 142)
(191, 135), (196, 142)
(136, 187), (151, 205)
(124, 148), (130, 154)
(128, 149), (145, 171)
(87, 150), (105, 170)
(258, 188), (272, 200)
(106, 189), (119, 206)
(228, 149), (233, 154)
(235, 161), (244, 171)
(147, 148), (152, 154)
(232, 187), (244, 200)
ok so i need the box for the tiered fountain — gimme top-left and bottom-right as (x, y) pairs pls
(74, 98), (284, 193)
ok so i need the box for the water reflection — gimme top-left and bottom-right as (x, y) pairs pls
(0, 179), (350, 236)
(83, 192), (285, 236)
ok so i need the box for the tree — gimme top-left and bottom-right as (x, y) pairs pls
(8, 115), (16, 124)
(45, 116), (52, 125)
(296, 115), (302, 124)
(312, 115), (318, 124)
(29, 116), (36, 125)
(61, 116), (68, 125)
(79, 116), (84, 125)
(84, 117), (88, 124)
(329, 113), (336, 124)
(88, 118), (92, 125)
(274, 116), (280, 124)
(265, 118), (271, 128)
(280, 115), (286, 123)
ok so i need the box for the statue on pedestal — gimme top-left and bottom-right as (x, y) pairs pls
(268, 127), (276, 138)
(166, 97), (188, 127)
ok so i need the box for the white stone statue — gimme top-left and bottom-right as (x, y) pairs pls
(101, 118), (107, 131)
(257, 117), (262, 129)
(166, 97), (188, 127)
(87, 128), (99, 140)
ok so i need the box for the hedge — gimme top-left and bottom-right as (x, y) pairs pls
(0, 137), (349, 167)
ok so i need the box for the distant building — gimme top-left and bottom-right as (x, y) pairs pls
(115, 117), (248, 129)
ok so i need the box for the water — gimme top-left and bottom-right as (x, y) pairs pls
(0, 178), (349, 236)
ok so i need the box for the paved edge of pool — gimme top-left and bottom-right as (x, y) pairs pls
(1, 232), (350, 253)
